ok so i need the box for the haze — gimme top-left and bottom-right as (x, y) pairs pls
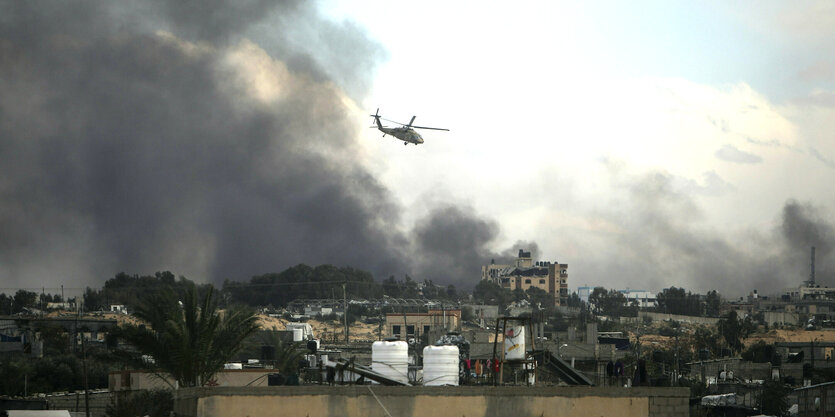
(1, 1), (834, 297)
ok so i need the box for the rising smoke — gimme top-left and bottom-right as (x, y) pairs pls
(0, 0), (527, 291)
(576, 166), (835, 295)
(4, 2), (825, 296)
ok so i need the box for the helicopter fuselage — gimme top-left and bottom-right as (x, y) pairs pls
(379, 126), (424, 145)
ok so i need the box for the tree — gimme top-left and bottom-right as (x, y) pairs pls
(717, 311), (747, 354)
(758, 380), (791, 416)
(705, 290), (721, 317)
(12, 290), (38, 313)
(472, 280), (509, 308)
(656, 287), (703, 316)
(107, 389), (173, 417)
(115, 283), (258, 388)
(526, 287), (555, 309)
(588, 287), (633, 317)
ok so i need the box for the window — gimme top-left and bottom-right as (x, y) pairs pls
(424, 325), (430, 334)
(525, 279), (531, 284)
(539, 279), (545, 284)
(393, 325), (401, 337)
(407, 325), (415, 336)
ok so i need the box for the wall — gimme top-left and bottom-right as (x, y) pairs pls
(174, 386), (689, 417)
(620, 312), (720, 326)
(764, 311), (801, 326)
(45, 390), (111, 417)
(109, 369), (277, 391)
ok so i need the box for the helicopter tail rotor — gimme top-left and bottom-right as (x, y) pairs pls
(370, 108), (383, 129)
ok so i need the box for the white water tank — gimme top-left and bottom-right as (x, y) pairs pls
(504, 325), (525, 360)
(292, 328), (304, 342)
(372, 340), (409, 384)
(422, 345), (459, 386)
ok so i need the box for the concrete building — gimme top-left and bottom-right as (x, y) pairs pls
(577, 286), (592, 303)
(461, 304), (499, 328)
(618, 290), (657, 308)
(384, 309), (460, 341)
(795, 381), (835, 416)
(482, 249), (568, 306)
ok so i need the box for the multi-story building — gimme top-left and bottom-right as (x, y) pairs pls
(481, 249), (568, 306)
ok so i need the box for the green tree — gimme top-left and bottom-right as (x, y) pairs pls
(758, 380), (791, 416)
(12, 290), (38, 313)
(472, 280), (509, 308)
(656, 287), (703, 316)
(588, 287), (633, 317)
(115, 283), (258, 388)
(526, 287), (555, 309)
(107, 389), (173, 417)
(705, 290), (721, 317)
(717, 311), (748, 354)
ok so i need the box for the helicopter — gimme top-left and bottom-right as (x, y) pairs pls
(370, 108), (448, 145)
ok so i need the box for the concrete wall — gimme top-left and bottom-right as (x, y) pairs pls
(45, 390), (111, 417)
(764, 311), (801, 326)
(109, 369), (276, 391)
(174, 386), (689, 417)
(623, 312), (720, 325)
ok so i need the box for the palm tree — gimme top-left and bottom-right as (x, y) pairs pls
(115, 282), (258, 388)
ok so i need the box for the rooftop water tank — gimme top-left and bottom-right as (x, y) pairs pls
(292, 328), (304, 342)
(422, 345), (459, 386)
(372, 340), (409, 384)
(504, 325), (525, 360)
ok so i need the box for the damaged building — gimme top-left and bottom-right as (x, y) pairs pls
(481, 249), (568, 306)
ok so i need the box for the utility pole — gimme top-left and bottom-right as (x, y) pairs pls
(78, 310), (90, 417)
(343, 282), (348, 344)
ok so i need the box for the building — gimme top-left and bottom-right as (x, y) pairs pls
(384, 309), (461, 341)
(795, 381), (835, 416)
(617, 290), (657, 308)
(461, 304), (500, 328)
(482, 249), (568, 306)
(577, 286), (592, 303)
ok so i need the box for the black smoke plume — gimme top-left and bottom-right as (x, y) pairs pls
(0, 1), (531, 292)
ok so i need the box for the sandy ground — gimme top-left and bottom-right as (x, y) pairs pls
(632, 327), (835, 352)
(747, 328), (835, 344)
(58, 310), (380, 341)
(256, 314), (382, 342)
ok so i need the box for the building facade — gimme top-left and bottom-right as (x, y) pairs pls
(384, 309), (461, 341)
(482, 250), (568, 306)
(617, 290), (657, 309)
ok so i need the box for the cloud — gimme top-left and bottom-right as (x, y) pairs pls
(0, 0), (532, 292)
(570, 163), (835, 295)
(715, 144), (763, 164)
(0, 1), (411, 288)
(810, 148), (835, 169)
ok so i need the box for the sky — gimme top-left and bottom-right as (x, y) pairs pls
(1, 1), (834, 297)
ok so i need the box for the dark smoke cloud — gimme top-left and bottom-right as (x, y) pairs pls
(780, 200), (835, 279)
(410, 205), (542, 290)
(579, 167), (835, 295)
(0, 0), (414, 288)
(0, 0), (532, 291)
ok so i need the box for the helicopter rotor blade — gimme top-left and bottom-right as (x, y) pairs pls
(407, 115), (416, 128)
(411, 125), (449, 131)
(380, 117), (406, 125)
